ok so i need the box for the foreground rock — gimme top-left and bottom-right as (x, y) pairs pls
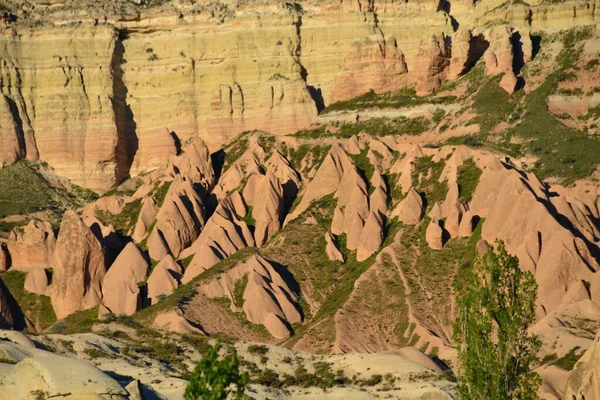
(49, 211), (106, 320)
(0, 340), (127, 399)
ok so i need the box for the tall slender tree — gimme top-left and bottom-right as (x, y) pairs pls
(454, 241), (541, 400)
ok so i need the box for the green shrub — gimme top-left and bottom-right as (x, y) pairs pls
(185, 342), (248, 400)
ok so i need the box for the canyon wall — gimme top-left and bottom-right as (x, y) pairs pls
(0, 0), (597, 190)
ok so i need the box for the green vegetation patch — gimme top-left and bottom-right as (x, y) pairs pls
(411, 156), (448, 210)
(49, 306), (99, 334)
(551, 347), (584, 371)
(95, 198), (143, 236)
(234, 274), (249, 308)
(0, 161), (95, 224)
(456, 159), (482, 203)
(0, 270), (56, 331)
(339, 116), (430, 137)
(322, 88), (456, 113)
(135, 247), (259, 323)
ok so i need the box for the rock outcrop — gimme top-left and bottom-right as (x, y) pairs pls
(199, 255), (301, 339)
(147, 177), (206, 261)
(426, 220), (444, 250)
(0, 341), (128, 399)
(100, 242), (148, 317)
(357, 212), (384, 262)
(24, 268), (47, 296)
(243, 172), (284, 247)
(147, 255), (182, 305)
(6, 220), (55, 271)
(0, 278), (19, 329)
(330, 35), (408, 102)
(325, 232), (344, 262)
(180, 193), (255, 283)
(50, 211), (106, 319)
(392, 187), (424, 225)
(0, 243), (8, 271)
(564, 329), (600, 399)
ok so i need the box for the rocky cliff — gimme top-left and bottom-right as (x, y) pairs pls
(0, 0), (597, 191)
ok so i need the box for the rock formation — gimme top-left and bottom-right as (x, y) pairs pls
(392, 187), (424, 224)
(0, 341), (128, 399)
(147, 177), (206, 261)
(0, 278), (19, 329)
(24, 268), (47, 296)
(6, 220), (55, 271)
(100, 242), (148, 317)
(426, 219), (444, 250)
(50, 210), (106, 319)
(325, 232), (344, 262)
(330, 35), (408, 102)
(199, 255), (301, 339)
(242, 172), (284, 247)
(564, 329), (600, 399)
(147, 255), (182, 305)
(0, 243), (8, 271)
(180, 193), (255, 283)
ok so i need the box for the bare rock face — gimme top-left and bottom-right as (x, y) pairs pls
(484, 25), (518, 93)
(413, 33), (450, 95)
(357, 212), (384, 262)
(181, 193), (255, 283)
(325, 231), (344, 262)
(564, 329), (600, 399)
(7, 220), (56, 271)
(100, 242), (148, 318)
(132, 196), (158, 244)
(147, 255), (182, 305)
(243, 172), (284, 247)
(470, 161), (600, 315)
(476, 239), (489, 257)
(166, 138), (215, 193)
(330, 35), (408, 102)
(50, 210), (106, 320)
(458, 210), (474, 237)
(369, 171), (388, 217)
(147, 177), (206, 261)
(426, 220), (444, 250)
(24, 268), (48, 296)
(392, 187), (424, 225)
(0, 243), (8, 271)
(264, 150), (301, 204)
(286, 144), (355, 223)
(205, 78), (317, 145)
(199, 255), (301, 339)
(448, 29), (473, 79)
(330, 163), (370, 251)
(445, 206), (462, 238)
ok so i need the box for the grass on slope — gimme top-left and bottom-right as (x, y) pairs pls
(0, 270), (56, 331)
(0, 161), (97, 224)
(454, 26), (600, 185)
(393, 218), (484, 338)
(457, 159), (482, 203)
(321, 88), (456, 113)
(134, 247), (259, 323)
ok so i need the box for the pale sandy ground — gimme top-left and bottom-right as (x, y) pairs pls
(0, 328), (455, 400)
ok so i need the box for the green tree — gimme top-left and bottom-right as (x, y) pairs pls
(185, 342), (249, 400)
(454, 241), (541, 400)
